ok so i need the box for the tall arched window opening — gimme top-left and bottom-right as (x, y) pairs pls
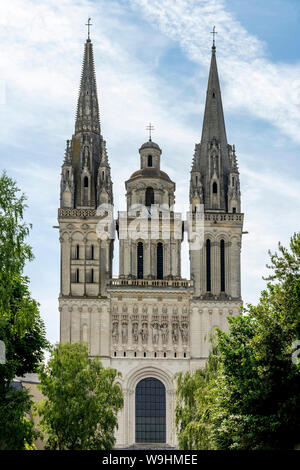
(135, 378), (166, 443)
(147, 155), (152, 167)
(220, 239), (225, 292)
(84, 176), (89, 188)
(76, 244), (80, 260)
(206, 239), (211, 292)
(213, 182), (218, 194)
(145, 187), (154, 207)
(137, 242), (143, 279)
(157, 243), (163, 279)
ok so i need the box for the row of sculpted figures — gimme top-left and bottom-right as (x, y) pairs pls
(111, 316), (189, 347)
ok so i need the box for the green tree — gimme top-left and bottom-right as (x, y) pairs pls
(214, 233), (300, 449)
(0, 171), (48, 449)
(37, 342), (123, 450)
(175, 350), (219, 450)
(175, 233), (300, 450)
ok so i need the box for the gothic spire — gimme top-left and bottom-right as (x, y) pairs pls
(75, 35), (101, 135)
(200, 43), (227, 149)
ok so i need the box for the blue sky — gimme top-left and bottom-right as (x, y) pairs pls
(0, 0), (299, 345)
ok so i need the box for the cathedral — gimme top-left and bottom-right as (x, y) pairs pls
(58, 29), (244, 448)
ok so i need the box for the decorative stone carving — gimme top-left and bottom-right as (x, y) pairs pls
(172, 322), (179, 344)
(133, 304), (138, 314)
(122, 305), (128, 313)
(180, 322), (189, 344)
(160, 322), (169, 344)
(112, 321), (119, 344)
(142, 305), (148, 314)
(132, 322), (139, 343)
(121, 321), (128, 344)
(151, 322), (159, 345)
(140, 323), (148, 344)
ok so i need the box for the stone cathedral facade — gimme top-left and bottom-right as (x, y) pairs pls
(58, 34), (244, 448)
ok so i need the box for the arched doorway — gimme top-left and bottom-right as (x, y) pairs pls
(135, 377), (166, 443)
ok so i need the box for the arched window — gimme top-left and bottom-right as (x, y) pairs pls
(91, 268), (94, 284)
(91, 245), (94, 260)
(137, 242), (143, 279)
(220, 239), (225, 292)
(135, 378), (166, 443)
(213, 182), (218, 194)
(76, 268), (80, 283)
(232, 207), (236, 213)
(84, 176), (89, 188)
(76, 244), (80, 260)
(206, 239), (211, 292)
(145, 187), (154, 207)
(157, 243), (163, 279)
(147, 155), (152, 167)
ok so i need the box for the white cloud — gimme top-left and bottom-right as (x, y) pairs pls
(132, 0), (300, 143)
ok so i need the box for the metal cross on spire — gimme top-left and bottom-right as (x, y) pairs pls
(146, 122), (155, 141)
(86, 17), (92, 40)
(210, 25), (218, 48)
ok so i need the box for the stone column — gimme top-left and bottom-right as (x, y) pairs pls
(100, 304), (110, 358)
(190, 306), (201, 358)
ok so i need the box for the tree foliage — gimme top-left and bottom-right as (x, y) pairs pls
(176, 232), (300, 450)
(37, 342), (124, 450)
(0, 171), (48, 449)
(175, 351), (219, 449)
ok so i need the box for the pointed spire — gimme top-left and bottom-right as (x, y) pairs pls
(200, 41), (227, 149)
(75, 34), (101, 135)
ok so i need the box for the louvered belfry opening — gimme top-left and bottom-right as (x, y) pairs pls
(220, 239), (225, 292)
(137, 242), (143, 279)
(206, 239), (211, 292)
(157, 242), (163, 279)
(145, 187), (154, 207)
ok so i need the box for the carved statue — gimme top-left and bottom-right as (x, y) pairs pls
(180, 323), (189, 344)
(172, 323), (179, 344)
(122, 322), (128, 344)
(112, 322), (119, 344)
(132, 322), (139, 343)
(160, 323), (169, 344)
(140, 323), (148, 344)
(151, 322), (159, 345)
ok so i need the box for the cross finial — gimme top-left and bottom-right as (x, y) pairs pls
(146, 122), (155, 141)
(210, 25), (217, 49)
(86, 17), (92, 40)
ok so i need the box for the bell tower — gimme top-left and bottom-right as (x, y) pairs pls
(189, 40), (243, 301)
(58, 31), (114, 359)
